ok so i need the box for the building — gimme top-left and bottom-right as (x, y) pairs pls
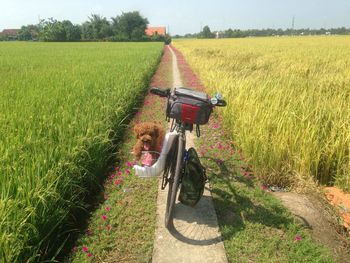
(0, 29), (20, 37)
(145, 27), (166, 37)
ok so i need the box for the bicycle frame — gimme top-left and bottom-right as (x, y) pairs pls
(162, 122), (188, 229)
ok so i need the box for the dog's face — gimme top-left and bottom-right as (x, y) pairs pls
(133, 122), (160, 151)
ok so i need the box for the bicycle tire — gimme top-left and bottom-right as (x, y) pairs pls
(164, 134), (184, 229)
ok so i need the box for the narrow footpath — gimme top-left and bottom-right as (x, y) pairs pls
(151, 45), (228, 263)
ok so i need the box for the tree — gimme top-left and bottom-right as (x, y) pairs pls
(200, 25), (214, 38)
(38, 19), (81, 41)
(39, 18), (66, 41)
(112, 11), (148, 41)
(81, 22), (93, 40)
(62, 20), (81, 41)
(18, 26), (33, 40)
(82, 14), (112, 40)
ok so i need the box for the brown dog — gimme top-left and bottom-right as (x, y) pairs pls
(133, 122), (165, 162)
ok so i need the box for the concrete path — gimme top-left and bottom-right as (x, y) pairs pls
(152, 45), (228, 263)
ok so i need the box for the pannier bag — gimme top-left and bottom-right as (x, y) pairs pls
(166, 88), (213, 125)
(179, 148), (207, 207)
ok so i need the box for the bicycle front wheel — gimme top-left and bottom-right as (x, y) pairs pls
(164, 134), (184, 229)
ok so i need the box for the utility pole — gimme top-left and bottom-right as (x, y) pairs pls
(167, 25), (170, 35)
(291, 16), (295, 36)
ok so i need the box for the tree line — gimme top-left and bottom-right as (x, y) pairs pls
(1, 11), (171, 43)
(172, 25), (350, 39)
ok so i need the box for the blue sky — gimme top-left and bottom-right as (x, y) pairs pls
(1, 0), (350, 34)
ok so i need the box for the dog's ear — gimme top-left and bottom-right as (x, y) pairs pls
(154, 124), (163, 137)
(133, 124), (141, 138)
(153, 125), (159, 137)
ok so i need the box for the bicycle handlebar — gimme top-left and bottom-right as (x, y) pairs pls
(150, 87), (170, 97)
(150, 87), (226, 107)
(216, 99), (227, 107)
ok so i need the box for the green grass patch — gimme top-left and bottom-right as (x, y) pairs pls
(0, 42), (163, 262)
(68, 46), (173, 262)
(197, 114), (334, 263)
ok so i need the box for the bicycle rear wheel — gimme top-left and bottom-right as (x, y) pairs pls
(164, 134), (184, 229)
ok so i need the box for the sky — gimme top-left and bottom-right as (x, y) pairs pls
(1, 0), (350, 35)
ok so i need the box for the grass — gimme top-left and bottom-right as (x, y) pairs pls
(68, 45), (173, 262)
(173, 36), (350, 191)
(173, 44), (335, 262)
(0, 42), (163, 262)
(197, 113), (334, 263)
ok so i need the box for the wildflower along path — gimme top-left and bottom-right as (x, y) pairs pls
(151, 46), (228, 263)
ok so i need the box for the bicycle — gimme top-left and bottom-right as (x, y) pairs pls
(150, 87), (226, 229)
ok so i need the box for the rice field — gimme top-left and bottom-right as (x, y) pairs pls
(174, 36), (350, 190)
(0, 42), (163, 262)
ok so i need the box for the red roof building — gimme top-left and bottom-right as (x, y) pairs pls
(145, 27), (166, 36)
(0, 29), (20, 36)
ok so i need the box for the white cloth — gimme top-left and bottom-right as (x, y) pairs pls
(133, 131), (178, 177)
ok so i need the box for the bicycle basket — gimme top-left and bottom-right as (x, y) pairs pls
(166, 88), (213, 125)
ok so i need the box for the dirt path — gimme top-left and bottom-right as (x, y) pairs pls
(273, 192), (350, 262)
(151, 45), (228, 263)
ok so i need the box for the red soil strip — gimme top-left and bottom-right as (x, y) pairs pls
(325, 187), (350, 233)
(150, 46), (172, 87)
(170, 45), (205, 91)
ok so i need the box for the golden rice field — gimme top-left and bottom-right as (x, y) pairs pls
(0, 42), (162, 262)
(174, 36), (350, 190)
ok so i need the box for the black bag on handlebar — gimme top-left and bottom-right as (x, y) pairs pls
(166, 88), (212, 125)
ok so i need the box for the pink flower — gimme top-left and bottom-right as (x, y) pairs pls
(213, 123), (219, 129)
(82, 246), (89, 253)
(217, 143), (223, 149)
(125, 169), (130, 175)
(295, 235), (302, 242)
(117, 171), (122, 176)
(127, 162), (133, 167)
(261, 184), (268, 191)
(105, 206), (111, 212)
(102, 215), (107, 220)
(115, 166), (120, 171)
(115, 179), (122, 186)
(87, 253), (93, 257)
